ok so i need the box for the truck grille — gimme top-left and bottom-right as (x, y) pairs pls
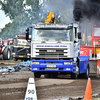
(17, 48), (26, 54)
(45, 68), (58, 70)
(35, 48), (69, 58)
(14, 47), (30, 55)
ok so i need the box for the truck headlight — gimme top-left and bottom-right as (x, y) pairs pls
(64, 62), (72, 65)
(32, 62), (39, 65)
(27, 53), (31, 56)
(33, 68), (37, 70)
(66, 68), (70, 70)
(12, 53), (15, 55)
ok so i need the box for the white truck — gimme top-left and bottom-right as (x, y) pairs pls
(26, 23), (90, 79)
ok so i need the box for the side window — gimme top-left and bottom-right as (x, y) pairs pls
(13, 39), (14, 45)
(74, 27), (77, 38)
(13, 39), (17, 45)
(69, 29), (73, 41)
(32, 28), (35, 40)
(29, 27), (32, 35)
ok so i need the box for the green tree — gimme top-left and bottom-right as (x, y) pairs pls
(0, 0), (40, 39)
(0, 0), (39, 20)
(0, 0), (24, 19)
(0, 0), (73, 40)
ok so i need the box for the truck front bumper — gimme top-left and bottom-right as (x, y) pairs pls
(12, 53), (31, 59)
(31, 60), (76, 73)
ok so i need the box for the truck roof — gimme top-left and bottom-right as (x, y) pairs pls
(8, 39), (13, 41)
(31, 23), (78, 29)
(13, 35), (26, 39)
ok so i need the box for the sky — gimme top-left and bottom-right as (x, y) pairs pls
(0, 10), (11, 29)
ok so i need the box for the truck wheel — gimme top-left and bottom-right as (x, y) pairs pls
(84, 64), (90, 78)
(34, 72), (41, 78)
(9, 46), (13, 60)
(3, 47), (11, 60)
(0, 54), (3, 60)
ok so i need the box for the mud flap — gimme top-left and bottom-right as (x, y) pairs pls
(97, 60), (100, 77)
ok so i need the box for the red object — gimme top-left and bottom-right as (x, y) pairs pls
(97, 60), (100, 76)
(3, 39), (13, 46)
(80, 46), (94, 56)
(97, 60), (100, 69)
(80, 48), (90, 56)
(8, 39), (13, 41)
(3, 40), (8, 46)
(18, 35), (25, 37)
(81, 24), (100, 57)
(84, 78), (92, 100)
(0, 47), (1, 53)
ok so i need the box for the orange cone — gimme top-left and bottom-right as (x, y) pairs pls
(84, 78), (92, 100)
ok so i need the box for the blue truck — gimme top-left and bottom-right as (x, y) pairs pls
(26, 23), (90, 79)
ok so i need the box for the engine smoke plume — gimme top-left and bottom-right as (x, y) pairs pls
(73, 0), (100, 21)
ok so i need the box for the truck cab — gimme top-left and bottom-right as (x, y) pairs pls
(12, 35), (31, 61)
(29, 23), (80, 59)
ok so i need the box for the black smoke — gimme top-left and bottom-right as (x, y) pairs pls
(73, 0), (100, 21)
(73, 8), (83, 21)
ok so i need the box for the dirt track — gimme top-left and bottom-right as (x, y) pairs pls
(0, 61), (100, 100)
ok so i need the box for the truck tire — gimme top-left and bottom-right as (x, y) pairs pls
(34, 72), (41, 78)
(83, 64), (90, 78)
(80, 63), (90, 79)
(3, 47), (11, 60)
(0, 54), (3, 60)
(9, 46), (13, 60)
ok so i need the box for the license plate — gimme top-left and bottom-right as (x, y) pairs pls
(19, 55), (23, 57)
(19, 46), (24, 48)
(47, 50), (56, 52)
(45, 68), (58, 70)
(47, 65), (56, 68)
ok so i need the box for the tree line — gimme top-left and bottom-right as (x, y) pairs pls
(0, 0), (73, 40)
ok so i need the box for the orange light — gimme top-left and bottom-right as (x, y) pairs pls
(45, 12), (57, 24)
(18, 35), (25, 37)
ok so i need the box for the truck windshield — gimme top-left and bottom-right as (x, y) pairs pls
(32, 28), (73, 41)
(13, 39), (29, 46)
(94, 28), (100, 36)
(8, 41), (13, 45)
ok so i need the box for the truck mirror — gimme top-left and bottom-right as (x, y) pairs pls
(26, 28), (29, 40)
(78, 32), (82, 39)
